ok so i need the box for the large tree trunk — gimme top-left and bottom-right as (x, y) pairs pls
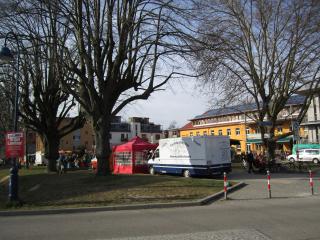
(44, 134), (60, 172)
(94, 118), (111, 176)
(261, 125), (277, 170)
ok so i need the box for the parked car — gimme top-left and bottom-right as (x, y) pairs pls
(287, 149), (320, 164)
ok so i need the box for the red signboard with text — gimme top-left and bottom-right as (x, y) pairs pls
(5, 132), (24, 158)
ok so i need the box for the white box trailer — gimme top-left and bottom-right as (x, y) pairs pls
(148, 136), (231, 177)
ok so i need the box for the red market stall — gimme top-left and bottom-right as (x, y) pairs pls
(113, 136), (158, 174)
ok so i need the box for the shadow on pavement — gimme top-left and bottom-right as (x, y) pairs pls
(228, 168), (320, 181)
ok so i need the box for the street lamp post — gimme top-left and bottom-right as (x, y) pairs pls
(0, 31), (21, 202)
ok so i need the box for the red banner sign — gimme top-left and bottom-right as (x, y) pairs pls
(5, 132), (24, 158)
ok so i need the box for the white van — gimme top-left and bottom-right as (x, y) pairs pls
(287, 149), (320, 164)
(148, 136), (231, 177)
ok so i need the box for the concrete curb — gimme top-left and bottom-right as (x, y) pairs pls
(200, 181), (246, 204)
(0, 182), (245, 217)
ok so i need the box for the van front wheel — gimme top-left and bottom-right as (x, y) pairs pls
(183, 169), (191, 178)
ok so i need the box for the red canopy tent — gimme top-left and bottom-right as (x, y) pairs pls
(113, 136), (158, 174)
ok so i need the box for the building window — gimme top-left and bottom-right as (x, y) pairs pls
(246, 144), (251, 152)
(227, 129), (231, 136)
(256, 144), (261, 151)
(141, 134), (147, 140)
(235, 128), (240, 135)
(246, 128), (250, 134)
(196, 131), (200, 136)
(203, 131), (207, 136)
(313, 97), (318, 121)
(109, 133), (112, 139)
(210, 130), (214, 135)
(218, 130), (222, 136)
(190, 132), (193, 137)
(155, 134), (160, 140)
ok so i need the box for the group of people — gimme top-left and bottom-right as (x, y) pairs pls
(241, 150), (289, 174)
(56, 150), (93, 174)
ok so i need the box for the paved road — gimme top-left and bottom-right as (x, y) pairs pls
(228, 168), (320, 199)
(1, 169), (319, 240)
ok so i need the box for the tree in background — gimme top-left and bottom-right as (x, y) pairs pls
(0, 1), (85, 171)
(168, 121), (178, 130)
(52, 0), (195, 175)
(192, 0), (320, 162)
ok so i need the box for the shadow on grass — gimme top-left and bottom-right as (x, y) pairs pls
(0, 169), (224, 209)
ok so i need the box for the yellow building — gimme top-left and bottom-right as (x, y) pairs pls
(180, 95), (306, 154)
(35, 118), (95, 154)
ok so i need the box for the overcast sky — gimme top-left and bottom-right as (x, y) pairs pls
(121, 78), (211, 129)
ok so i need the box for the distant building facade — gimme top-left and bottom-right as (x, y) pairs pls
(299, 91), (320, 143)
(163, 128), (180, 138)
(35, 116), (162, 154)
(180, 95), (306, 154)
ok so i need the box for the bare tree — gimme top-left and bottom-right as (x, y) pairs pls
(193, 0), (320, 162)
(0, 0), (85, 171)
(168, 120), (178, 130)
(48, 0), (195, 175)
(0, 68), (14, 158)
(0, 67), (14, 132)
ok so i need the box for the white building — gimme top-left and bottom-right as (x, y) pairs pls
(300, 94), (320, 143)
(109, 117), (162, 146)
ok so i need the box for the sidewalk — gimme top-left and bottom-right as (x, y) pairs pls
(227, 168), (320, 200)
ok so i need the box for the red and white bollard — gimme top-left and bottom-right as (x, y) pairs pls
(224, 172), (228, 200)
(267, 170), (271, 199)
(309, 170), (314, 195)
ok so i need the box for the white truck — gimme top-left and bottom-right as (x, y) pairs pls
(148, 136), (231, 177)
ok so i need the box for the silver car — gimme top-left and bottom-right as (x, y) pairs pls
(287, 149), (320, 164)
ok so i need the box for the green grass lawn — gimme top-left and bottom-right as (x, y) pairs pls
(0, 167), (227, 210)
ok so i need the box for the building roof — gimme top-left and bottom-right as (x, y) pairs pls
(192, 95), (305, 121)
(180, 122), (193, 131)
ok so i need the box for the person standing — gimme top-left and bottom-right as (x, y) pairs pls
(56, 151), (66, 174)
(247, 151), (254, 174)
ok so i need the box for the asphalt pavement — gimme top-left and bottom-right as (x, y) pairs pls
(1, 168), (319, 240)
(228, 168), (320, 200)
